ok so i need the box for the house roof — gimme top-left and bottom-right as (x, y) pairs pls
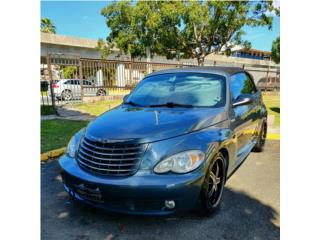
(235, 48), (271, 55)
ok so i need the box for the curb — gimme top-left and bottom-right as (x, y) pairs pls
(41, 147), (65, 161)
(266, 133), (280, 140)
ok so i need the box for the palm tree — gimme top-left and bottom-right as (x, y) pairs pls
(41, 18), (56, 34)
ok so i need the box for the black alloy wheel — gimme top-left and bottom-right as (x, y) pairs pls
(197, 152), (226, 216)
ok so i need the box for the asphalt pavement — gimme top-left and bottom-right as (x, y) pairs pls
(41, 140), (280, 240)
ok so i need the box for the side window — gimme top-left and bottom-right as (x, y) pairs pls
(64, 80), (70, 84)
(74, 80), (80, 85)
(245, 73), (257, 93)
(230, 72), (256, 102)
(84, 80), (92, 86)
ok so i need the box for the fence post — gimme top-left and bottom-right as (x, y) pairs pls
(129, 58), (133, 85)
(146, 46), (152, 74)
(79, 59), (84, 101)
(46, 54), (57, 114)
(265, 64), (270, 93)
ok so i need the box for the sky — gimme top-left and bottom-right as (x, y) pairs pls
(41, 1), (280, 52)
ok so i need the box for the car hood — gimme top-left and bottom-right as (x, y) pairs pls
(85, 105), (227, 143)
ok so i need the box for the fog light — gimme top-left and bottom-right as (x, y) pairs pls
(165, 200), (175, 209)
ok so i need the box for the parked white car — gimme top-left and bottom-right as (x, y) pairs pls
(50, 79), (107, 100)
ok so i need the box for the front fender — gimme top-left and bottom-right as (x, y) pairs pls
(139, 121), (236, 175)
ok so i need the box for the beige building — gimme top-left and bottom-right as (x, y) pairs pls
(40, 33), (279, 84)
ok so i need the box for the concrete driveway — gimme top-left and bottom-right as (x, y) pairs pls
(41, 141), (280, 240)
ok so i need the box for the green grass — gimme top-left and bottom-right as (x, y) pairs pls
(72, 99), (123, 116)
(41, 119), (89, 153)
(262, 94), (280, 126)
(41, 105), (55, 115)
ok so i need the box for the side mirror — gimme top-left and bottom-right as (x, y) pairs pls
(123, 94), (129, 102)
(232, 95), (254, 108)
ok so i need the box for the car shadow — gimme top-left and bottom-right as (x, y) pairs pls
(41, 160), (280, 240)
(270, 107), (280, 113)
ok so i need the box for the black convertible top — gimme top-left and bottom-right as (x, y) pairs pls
(147, 66), (244, 77)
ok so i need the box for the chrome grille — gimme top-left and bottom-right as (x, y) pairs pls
(77, 136), (145, 176)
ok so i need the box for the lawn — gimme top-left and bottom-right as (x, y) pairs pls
(41, 119), (89, 153)
(262, 94), (280, 126)
(72, 99), (123, 116)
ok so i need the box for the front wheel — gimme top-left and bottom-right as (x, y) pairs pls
(196, 152), (226, 216)
(62, 90), (73, 101)
(96, 89), (106, 96)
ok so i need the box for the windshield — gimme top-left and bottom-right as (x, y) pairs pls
(125, 72), (226, 108)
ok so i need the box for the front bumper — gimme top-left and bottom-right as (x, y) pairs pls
(59, 155), (205, 215)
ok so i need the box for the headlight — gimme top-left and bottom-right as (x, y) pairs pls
(154, 150), (205, 174)
(66, 129), (84, 158)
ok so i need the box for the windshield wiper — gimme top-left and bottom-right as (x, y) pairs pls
(149, 102), (194, 108)
(124, 101), (143, 107)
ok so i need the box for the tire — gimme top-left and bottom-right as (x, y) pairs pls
(253, 122), (267, 152)
(62, 90), (73, 101)
(196, 152), (226, 216)
(96, 89), (106, 96)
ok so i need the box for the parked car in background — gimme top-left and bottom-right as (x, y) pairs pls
(59, 67), (267, 216)
(256, 76), (280, 91)
(50, 79), (108, 100)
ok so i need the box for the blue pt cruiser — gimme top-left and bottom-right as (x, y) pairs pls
(59, 67), (267, 216)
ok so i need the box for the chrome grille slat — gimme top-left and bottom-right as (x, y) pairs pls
(81, 143), (143, 156)
(78, 154), (136, 167)
(82, 138), (141, 151)
(78, 158), (137, 172)
(79, 148), (139, 162)
(76, 136), (144, 176)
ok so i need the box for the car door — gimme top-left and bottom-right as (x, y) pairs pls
(72, 80), (81, 98)
(84, 80), (95, 96)
(229, 72), (259, 161)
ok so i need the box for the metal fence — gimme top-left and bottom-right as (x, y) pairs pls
(40, 54), (280, 109)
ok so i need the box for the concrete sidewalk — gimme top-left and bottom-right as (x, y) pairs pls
(41, 114), (95, 121)
(41, 106), (96, 121)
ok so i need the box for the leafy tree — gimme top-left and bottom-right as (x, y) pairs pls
(101, 1), (167, 60)
(95, 38), (112, 59)
(101, 1), (276, 65)
(41, 18), (56, 34)
(62, 66), (77, 79)
(271, 36), (280, 64)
